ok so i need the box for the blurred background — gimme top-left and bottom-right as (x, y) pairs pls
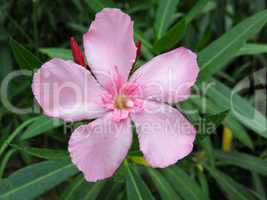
(0, 0), (267, 199)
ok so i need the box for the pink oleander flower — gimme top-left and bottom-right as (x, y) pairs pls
(32, 8), (199, 182)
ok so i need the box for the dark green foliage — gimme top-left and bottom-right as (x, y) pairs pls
(0, 0), (267, 199)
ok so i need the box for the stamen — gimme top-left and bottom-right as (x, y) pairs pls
(114, 95), (133, 109)
(126, 99), (134, 108)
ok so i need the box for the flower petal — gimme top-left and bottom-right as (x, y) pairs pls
(68, 114), (132, 181)
(132, 101), (196, 168)
(32, 58), (106, 122)
(83, 8), (137, 87)
(130, 47), (199, 103)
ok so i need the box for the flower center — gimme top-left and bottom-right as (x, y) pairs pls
(114, 95), (133, 109)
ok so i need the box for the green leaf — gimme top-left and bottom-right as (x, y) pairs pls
(197, 171), (210, 200)
(20, 116), (64, 140)
(153, 0), (209, 53)
(162, 166), (206, 200)
(205, 110), (229, 127)
(134, 30), (153, 51)
(101, 182), (123, 200)
(200, 1), (216, 14)
(134, 30), (154, 59)
(198, 10), (267, 82)
(189, 96), (253, 148)
(60, 175), (84, 200)
(117, 191), (127, 200)
(214, 151), (267, 176)
(154, 0), (180, 40)
(237, 43), (267, 55)
(0, 46), (12, 82)
(0, 149), (17, 178)
(11, 145), (69, 160)
(197, 110), (229, 140)
(185, 0), (209, 23)
(85, 0), (115, 12)
(200, 137), (215, 168)
(153, 19), (187, 53)
(0, 116), (40, 156)
(146, 168), (181, 200)
(224, 114), (254, 149)
(0, 160), (78, 200)
(67, 23), (87, 33)
(125, 162), (155, 200)
(252, 172), (266, 200)
(206, 166), (256, 200)
(60, 175), (105, 200)
(9, 37), (41, 70)
(207, 80), (267, 138)
(39, 48), (72, 60)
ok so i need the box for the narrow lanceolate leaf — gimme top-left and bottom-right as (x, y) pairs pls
(197, 172), (210, 200)
(0, 45), (12, 81)
(189, 96), (253, 148)
(198, 10), (267, 82)
(125, 162), (155, 200)
(252, 172), (266, 200)
(206, 166), (255, 200)
(84, 182), (108, 200)
(11, 145), (69, 160)
(224, 114), (254, 149)
(162, 166), (206, 200)
(185, 0), (209, 23)
(0, 160), (78, 200)
(134, 30), (154, 59)
(200, 137), (215, 169)
(20, 116), (64, 140)
(60, 175), (85, 200)
(237, 43), (267, 56)
(134, 30), (153, 51)
(214, 151), (267, 176)
(0, 116), (40, 156)
(147, 168), (181, 200)
(207, 80), (267, 138)
(9, 37), (41, 70)
(0, 149), (17, 178)
(154, 0), (209, 53)
(196, 110), (229, 140)
(60, 175), (105, 200)
(85, 0), (115, 12)
(39, 48), (72, 60)
(154, 0), (180, 40)
(101, 183), (123, 200)
(204, 110), (229, 128)
(153, 19), (187, 53)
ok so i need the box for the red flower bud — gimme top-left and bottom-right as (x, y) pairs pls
(136, 40), (142, 59)
(70, 37), (86, 67)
